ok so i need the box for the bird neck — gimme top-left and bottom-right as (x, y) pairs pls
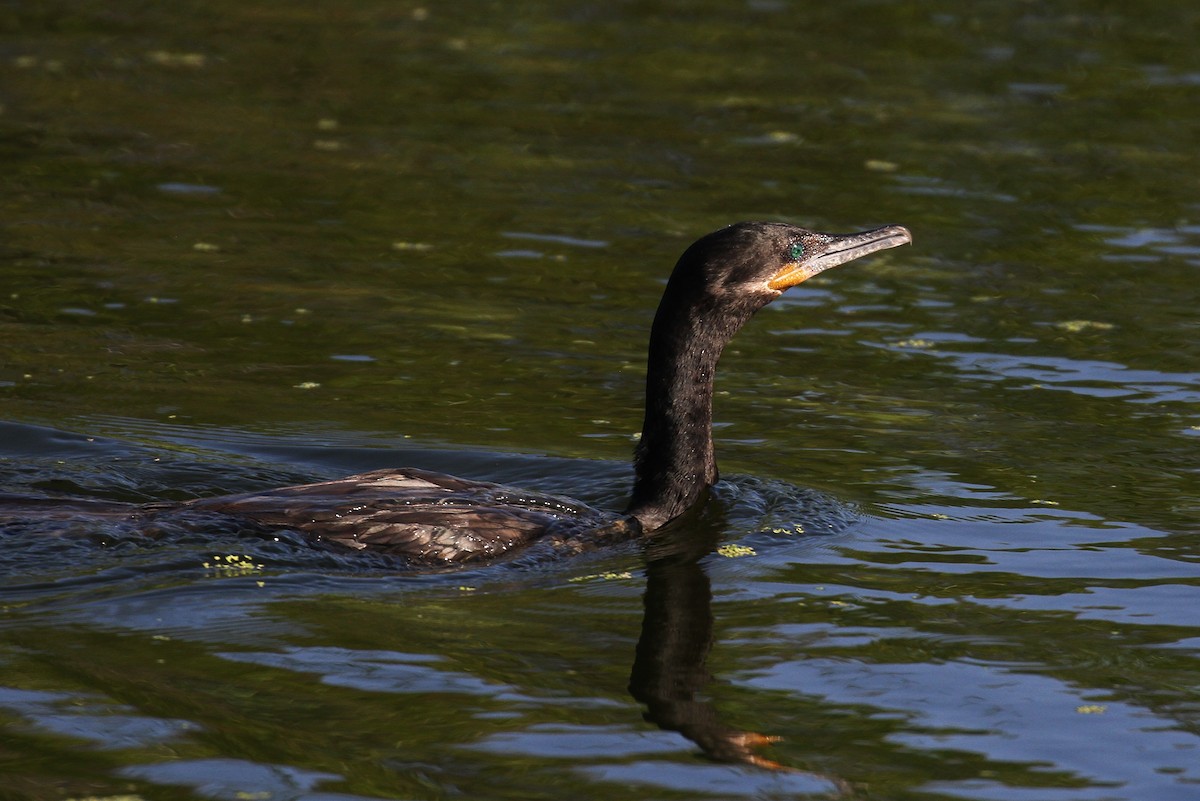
(626, 304), (733, 531)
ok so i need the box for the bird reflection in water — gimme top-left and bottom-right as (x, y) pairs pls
(628, 508), (851, 794)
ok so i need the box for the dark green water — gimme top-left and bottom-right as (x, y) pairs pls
(2, 2), (1198, 799)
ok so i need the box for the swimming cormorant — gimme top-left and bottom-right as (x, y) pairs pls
(165, 221), (911, 565)
(3, 222), (908, 565)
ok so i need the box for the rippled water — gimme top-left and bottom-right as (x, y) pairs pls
(2, 1), (1199, 799)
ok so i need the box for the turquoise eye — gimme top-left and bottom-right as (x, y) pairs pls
(788, 242), (805, 260)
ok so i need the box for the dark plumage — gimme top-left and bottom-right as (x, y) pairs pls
(174, 468), (639, 564)
(7, 222), (910, 566)
(626, 222), (911, 529)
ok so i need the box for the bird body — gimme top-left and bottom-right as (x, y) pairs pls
(172, 467), (637, 565)
(4, 221), (910, 565)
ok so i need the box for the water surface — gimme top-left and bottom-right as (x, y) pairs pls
(2, 1), (1199, 799)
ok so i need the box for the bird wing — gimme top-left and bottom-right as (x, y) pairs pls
(177, 467), (614, 564)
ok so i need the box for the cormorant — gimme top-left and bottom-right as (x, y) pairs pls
(169, 222), (911, 565)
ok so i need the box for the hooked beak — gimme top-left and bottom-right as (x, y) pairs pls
(767, 225), (912, 291)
